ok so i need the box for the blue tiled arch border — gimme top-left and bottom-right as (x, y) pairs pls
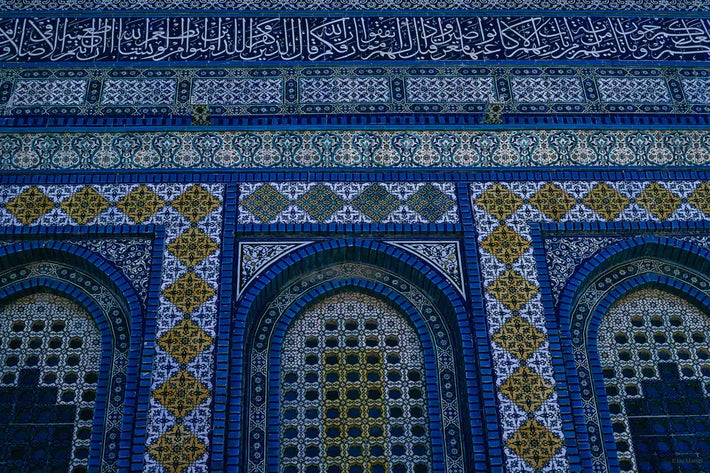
(0, 226), (165, 473)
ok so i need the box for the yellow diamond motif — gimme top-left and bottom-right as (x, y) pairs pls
(163, 272), (216, 315)
(6, 187), (54, 224)
(506, 419), (564, 470)
(475, 183), (523, 221)
(492, 315), (546, 361)
(147, 424), (207, 473)
(153, 370), (210, 418)
(582, 183), (630, 221)
(487, 270), (538, 312)
(499, 366), (554, 413)
(60, 186), (110, 225)
(117, 185), (166, 224)
(688, 182), (710, 216)
(635, 182), (681, 220)
(171, 185), (220, 224)
(158, 318), (214, 364)
(481, 225), (531, 266)
(167, 227), (219, 268)
(529, 183), (576, 221)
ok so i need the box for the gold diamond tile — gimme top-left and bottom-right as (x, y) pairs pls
(117, 185), (166, 224)
(158, 318), (214, 365)
(688, 182), (710, 216)
(475, 183), (523, 221)
(635, 182), (681, 220)
(167, 227), (219, 268)
(6, 187), (54, 224)
(153, 370), (210, 418)
(171, 185), (220, 224)
(481, 225), (531, 266)
(163, 272), (216, 315)
(529, 183), (576, 221)
(60, 186), (109, 225)
(147, 424), (207, 473)
(242, 184), (290, 223)
(492, 315), (546, 361)
(582, 183), (630, 221)
(487, 270), (538, 312)
(499, 366), (554, 413)
(296, 184), (345, 222)
(506, 419), (564, 470)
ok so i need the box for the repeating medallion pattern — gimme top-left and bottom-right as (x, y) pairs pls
(0, 130), (708, 170)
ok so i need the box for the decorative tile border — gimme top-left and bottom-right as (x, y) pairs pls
(0, 183), (225, 473)
(0, 16), (707, 63)
(1, 66), (707, 122)
(469, 180), (710, 472)
(1, 129), (709, 171)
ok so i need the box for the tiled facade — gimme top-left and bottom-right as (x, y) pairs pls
(0, 0), (708, 472)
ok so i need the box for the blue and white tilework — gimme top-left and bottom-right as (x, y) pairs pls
(405, 77), (496, 103)
(101, 79), (177, 106)
(597, 77), (671, 104)
(510, 77), (585, 103)
(10, 79), (87, 106)
(386, 241), (465, 296)
(681, 78), (710, 104)
(1, 129), (709, 171)
(300, 77), (391, 104)
(470, 180), (710, 473)
(1, 16), (708, 63)
(191, 78), (283, 105)
(236, 241), (313, 295)
(0, 293), (102, 473)
(0, 66), (706, 121)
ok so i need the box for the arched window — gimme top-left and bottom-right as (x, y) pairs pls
(0, 293), (101, 473)
(279, 292), (431, 473)
(597, 288), (710, 473)
(239, 259), (469, 473)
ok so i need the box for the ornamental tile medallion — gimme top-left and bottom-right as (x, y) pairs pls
(5, 187), (55, 225)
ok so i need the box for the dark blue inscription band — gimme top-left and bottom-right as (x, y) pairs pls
(0, 16), (708, 63)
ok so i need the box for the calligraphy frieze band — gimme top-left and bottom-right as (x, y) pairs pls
(1, 129), (708, 171)
(0, 16), (708, 63)
(1, 66), (708, 124)
(0, 0), (704, 12)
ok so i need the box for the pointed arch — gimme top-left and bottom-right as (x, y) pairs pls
(557, 236), (710, 473)
(0, 240), (146, 473)
(225, 239), (489, 473)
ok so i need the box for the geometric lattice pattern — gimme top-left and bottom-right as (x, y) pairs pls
(511, 77), (585, 103)
(598, 289), (710, 473)
(0, 293), (101, 473)
(239, 182), (458, 224)
(101, 79), (177, 105)
(11, 79), (88, 106)
(597, 78), (671, 104)
(280, 293), (432, 473)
